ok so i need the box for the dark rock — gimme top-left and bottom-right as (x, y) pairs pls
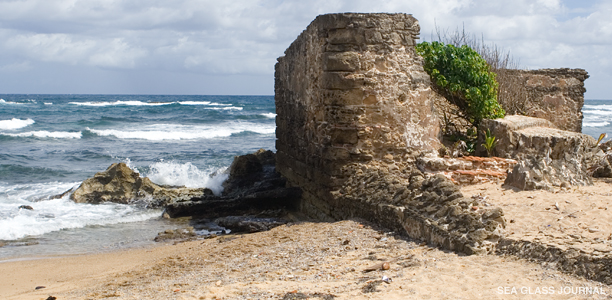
(163, 150), (301, 219)
(69, 163), (212, 207)
(214, 215), (288, 233)
(18, 205), (33, 210)
(154, 227), (197, 242)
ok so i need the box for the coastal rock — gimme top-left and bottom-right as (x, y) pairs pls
(163, 150), (301, 219)
(70, 163), (212, 207)
(214, 215), (288, 233)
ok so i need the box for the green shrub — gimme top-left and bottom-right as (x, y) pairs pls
(416, 41), (505, 126)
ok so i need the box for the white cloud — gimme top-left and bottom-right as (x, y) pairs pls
(0, 0), (610, 97)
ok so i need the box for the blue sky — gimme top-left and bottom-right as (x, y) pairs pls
(0, 0), (611, 99)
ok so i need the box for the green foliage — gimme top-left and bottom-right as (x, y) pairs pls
(416, 41), (505, 126)
(481, 128), (498, 157)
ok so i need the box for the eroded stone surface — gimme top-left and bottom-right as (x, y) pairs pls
(479, 115), (600, 190)
(417, 154), (517, 184)
(497, 68), (589, 133)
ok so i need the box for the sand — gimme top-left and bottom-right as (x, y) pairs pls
(1, 180), (612, 300)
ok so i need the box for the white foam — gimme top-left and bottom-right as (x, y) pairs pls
(0, 199), (159, 240)
(143, 162), (228, 195)
(69, 100), (170, 107)
(68, 100), (238, 109)
(43, 102), (53, 105)
(178, 101), (231, 106)
(0, 181), (162, 240)
(0, 99), (26, 105)
(0, 118), (35, 130)
(583, 121), (610, 127)
(2, 131), (82, 139)
(261, 113), (277, 118)
(583, 109), (612, 116)
(584, 104), (612, 110)
(203, 106), (243, 110)
(87, 122), (275, 141)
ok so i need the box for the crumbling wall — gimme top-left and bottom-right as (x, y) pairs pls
(275, 13), (505, 255)
(497, 68), (589, 132)
(275, 13), (440, 219)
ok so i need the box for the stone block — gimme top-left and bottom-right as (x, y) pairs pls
(324, 52), (360, 71)
(328, 28), (364, 45)
(321, 72), (365, 90)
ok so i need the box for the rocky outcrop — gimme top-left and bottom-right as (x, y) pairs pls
(70, 163), (211, 207)
(477, 115), (600, 190)
(163, 150), (301, 219)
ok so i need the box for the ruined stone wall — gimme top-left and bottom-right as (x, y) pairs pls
(275, 13), (506, 255)
(497, 68), (589, 132)
(275, 13), (440, 220)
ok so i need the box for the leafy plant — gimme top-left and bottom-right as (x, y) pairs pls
(481, 128), (498, 157)
(416, 41), (505, 127)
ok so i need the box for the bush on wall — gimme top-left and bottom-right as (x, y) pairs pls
(416, 41), (505, 127)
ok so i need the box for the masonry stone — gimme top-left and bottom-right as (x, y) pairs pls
(275, 13), (505, 255)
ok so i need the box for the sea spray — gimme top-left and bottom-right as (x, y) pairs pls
(142, 161), (228, 195)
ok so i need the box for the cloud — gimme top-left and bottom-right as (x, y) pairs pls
(0, 0), (610, 97)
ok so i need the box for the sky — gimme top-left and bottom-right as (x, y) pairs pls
(0, 0), (611, 99)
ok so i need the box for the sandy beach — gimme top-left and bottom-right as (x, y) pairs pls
(2, 179), (612, 300)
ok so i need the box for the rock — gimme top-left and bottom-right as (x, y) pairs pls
(223, 149), (277, 195)
(214, 215), (288, 233)
(590, 140), (612, 178)
(153, 227), (197, 242)
(505, 155), (593, 191)
(69, 163), (213, 207)
(163, 150), (301, 219)
(18, 205), (33, 210)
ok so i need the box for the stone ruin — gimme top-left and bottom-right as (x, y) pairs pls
(274, 13), (607, 255)
(275, 13), (506, 255)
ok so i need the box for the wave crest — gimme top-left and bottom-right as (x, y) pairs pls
(0, 118), (35, 130)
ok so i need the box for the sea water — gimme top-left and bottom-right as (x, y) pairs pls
(0, 95), (276, 260)
(0, 96), (610, 260)
(582, 99), (612, 142)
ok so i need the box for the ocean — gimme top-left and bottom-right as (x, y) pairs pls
(0, 96), (610, 260)
(582, 99), (612, 142)
(0, 94), (276, 260)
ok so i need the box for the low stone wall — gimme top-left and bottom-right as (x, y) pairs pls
(498, 238), (612, 284)
(497, 68), (589, 133)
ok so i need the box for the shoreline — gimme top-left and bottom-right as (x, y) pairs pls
(1, 179), (611, 300)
